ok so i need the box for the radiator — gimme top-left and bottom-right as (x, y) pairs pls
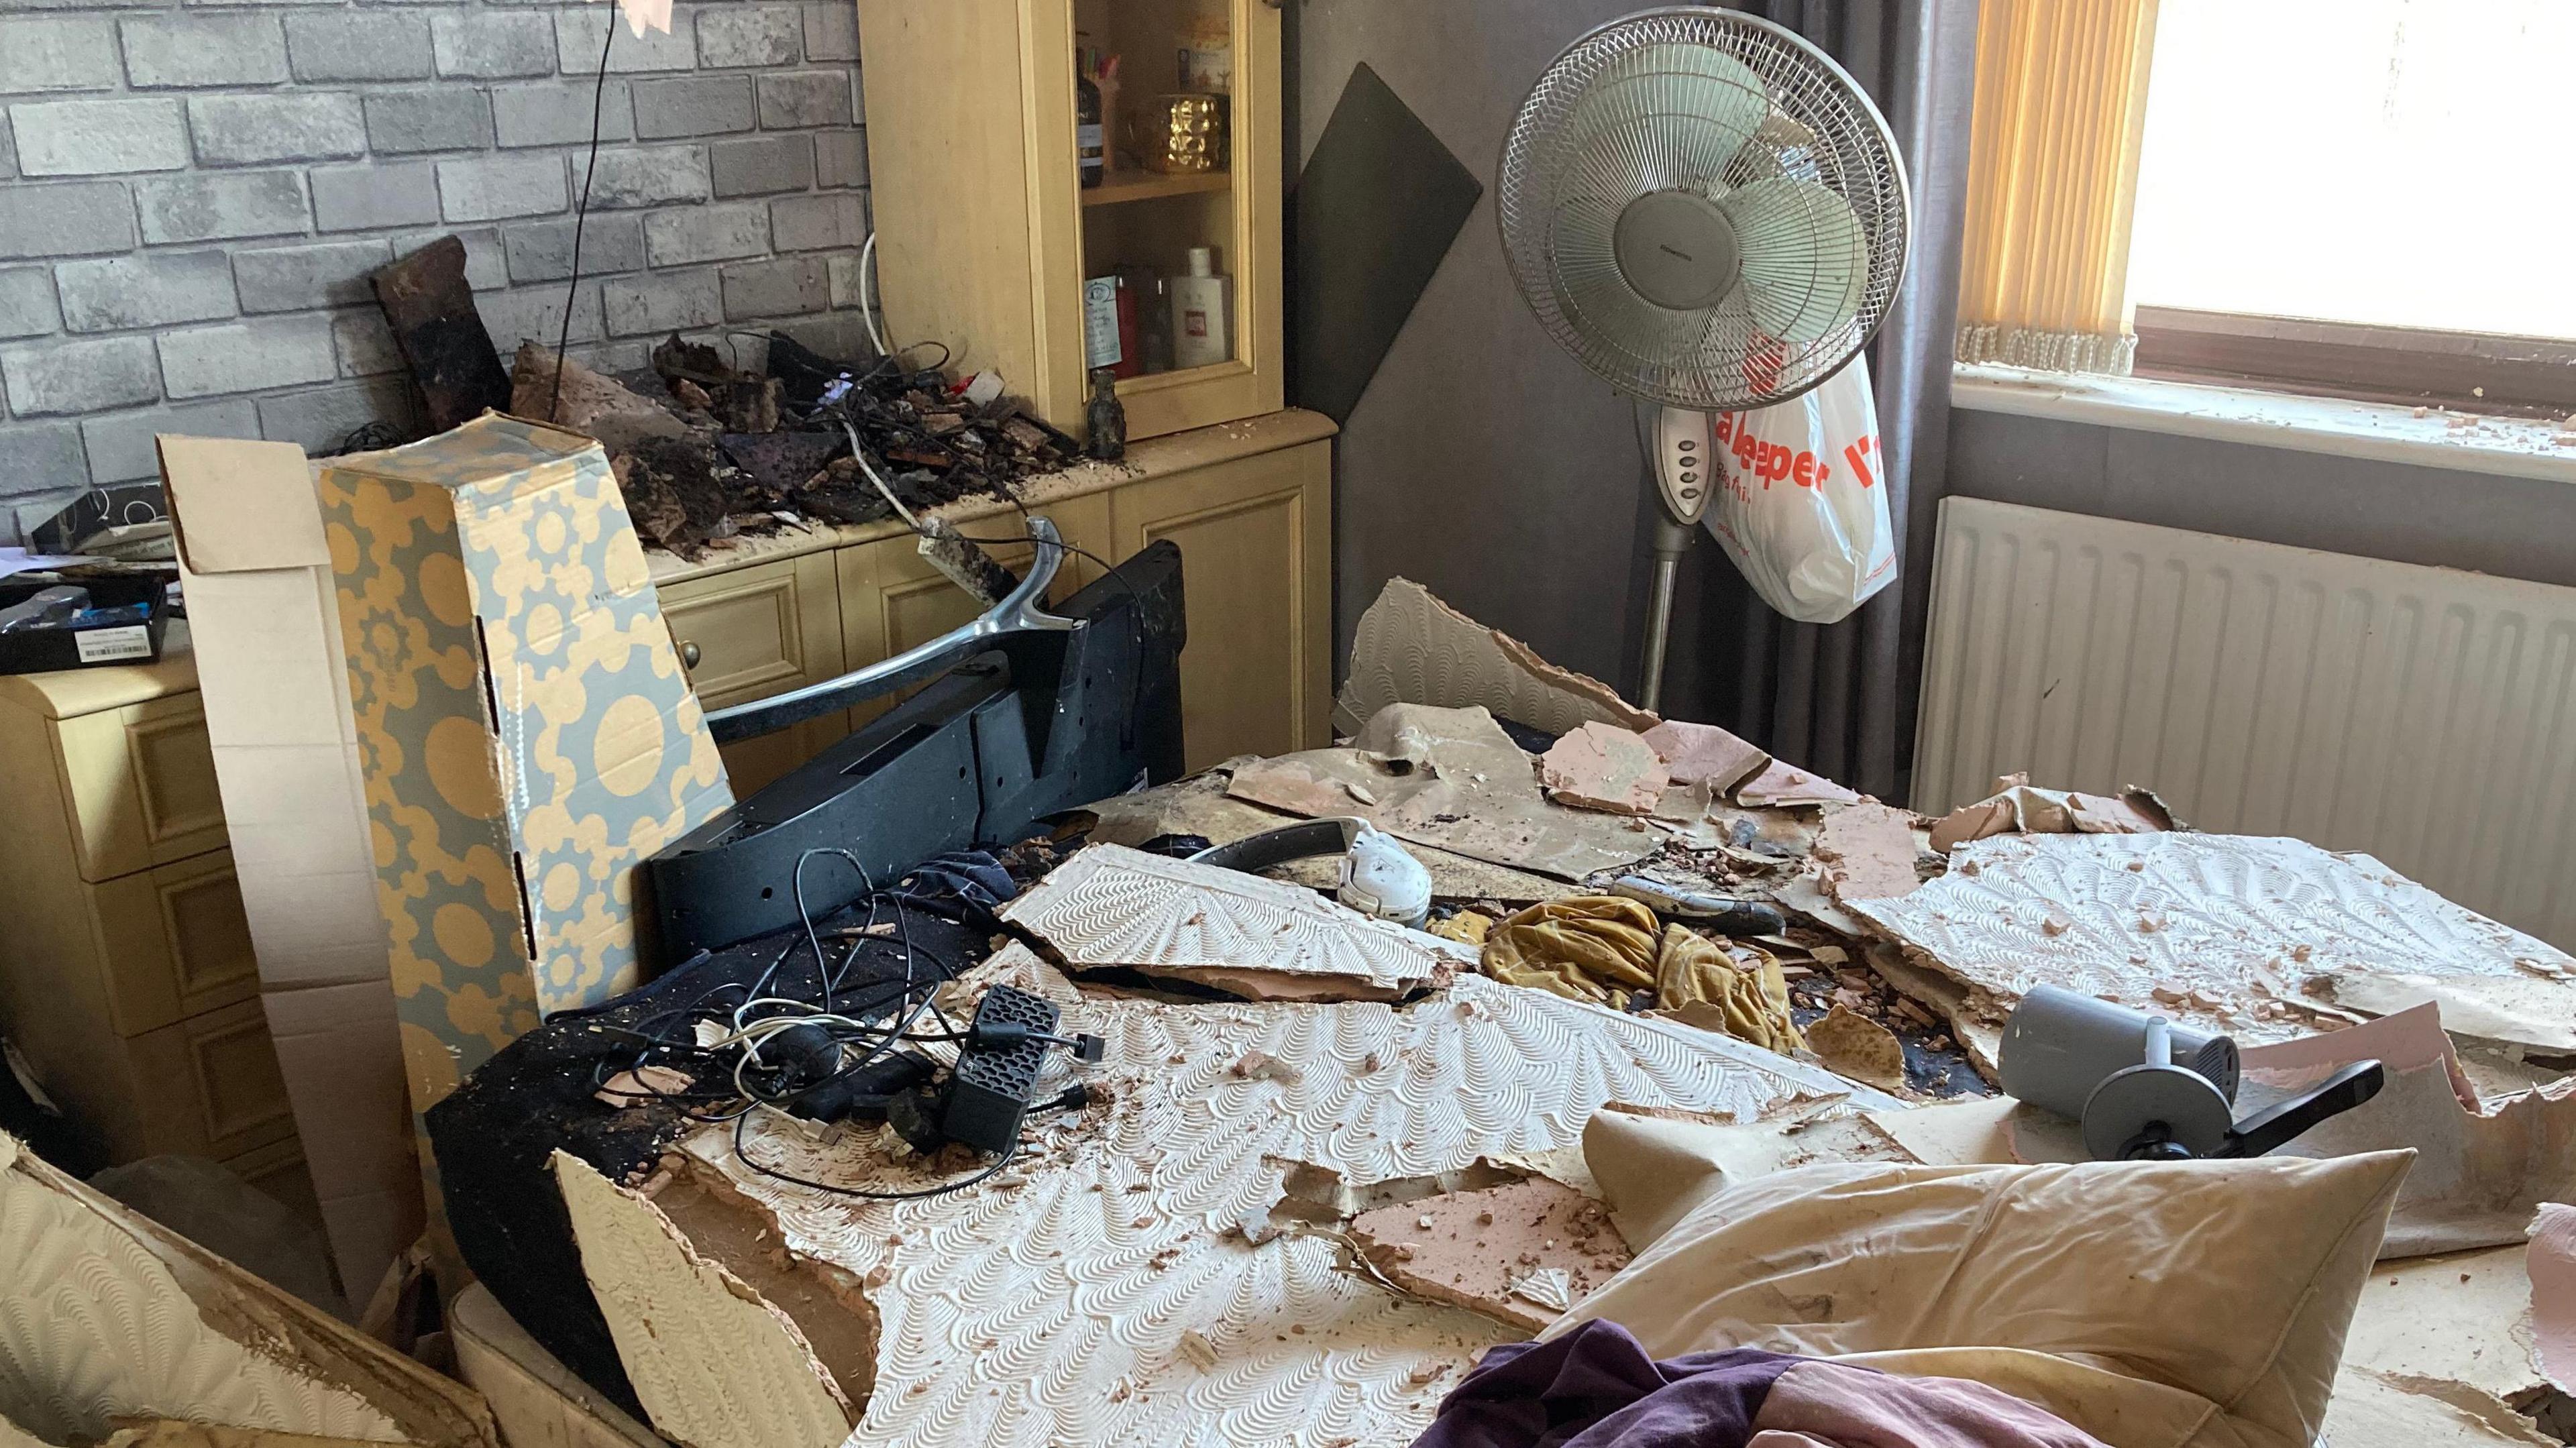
(1915, 497), (2576, 951)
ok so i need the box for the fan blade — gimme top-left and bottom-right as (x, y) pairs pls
(1576, 42), (1769, 134)
(1557, 44), (1770, 191)
(1716, 176), (1868, 345)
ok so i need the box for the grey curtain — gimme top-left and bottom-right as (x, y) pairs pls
(1656, 0), (1979, 803)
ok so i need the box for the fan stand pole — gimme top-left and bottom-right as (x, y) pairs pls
(1638, 509), (1695, 714)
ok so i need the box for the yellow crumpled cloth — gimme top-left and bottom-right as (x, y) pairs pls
(1479, 896), (1803, 1053)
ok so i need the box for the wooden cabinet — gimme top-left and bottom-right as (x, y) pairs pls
(856, 0), (1285, 442)
(0, 651), (301, 1181)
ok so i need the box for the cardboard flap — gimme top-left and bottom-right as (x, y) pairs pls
(160, 436), (327, 574)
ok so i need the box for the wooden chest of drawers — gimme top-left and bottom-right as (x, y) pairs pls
(0, 624), (313, 1219)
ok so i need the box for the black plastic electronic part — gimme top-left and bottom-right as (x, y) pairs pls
(786, 1050), (936, 1124)
(942, 985), (1061, 1155)
(758, 1021), (841, 1091)
(885, 1083), (947, 1152)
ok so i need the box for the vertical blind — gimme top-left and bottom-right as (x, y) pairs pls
(1953, 0), (2159, 376)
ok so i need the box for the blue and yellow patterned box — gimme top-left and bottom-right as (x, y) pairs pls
(319, 414), (732, 1120)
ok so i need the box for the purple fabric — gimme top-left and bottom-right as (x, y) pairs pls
(1410, 1319), (1801, 1448)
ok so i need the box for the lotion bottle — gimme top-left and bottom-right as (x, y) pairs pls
(1169, 245), (1232, 370)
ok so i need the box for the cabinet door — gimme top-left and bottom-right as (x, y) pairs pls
(835, 496), (1116, 726)
(1046, 0), (1285, 439)
(1108, 439), (1329, 768)
(659, 553), (848, 797)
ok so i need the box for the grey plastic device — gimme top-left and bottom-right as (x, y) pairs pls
(2000, 984), (2382, 1162)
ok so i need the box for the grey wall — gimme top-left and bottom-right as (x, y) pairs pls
(1948, 410), (2576, 592)
(0, 0), (875, 544)
(1297, 0), (1663, 691)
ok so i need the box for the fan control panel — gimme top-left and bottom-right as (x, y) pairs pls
(1654, 406), (1717, 524)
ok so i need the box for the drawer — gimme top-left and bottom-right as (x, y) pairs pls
(92, 848), (261, 1036)
(125, 997), (297, 1162)
(661, 551), (849, 796)
(53, 692), (227, 881)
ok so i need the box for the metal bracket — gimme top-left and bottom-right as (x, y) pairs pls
(702, 518), (1079, 744)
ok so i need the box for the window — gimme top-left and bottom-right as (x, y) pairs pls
(2125, 0), (2576, 411)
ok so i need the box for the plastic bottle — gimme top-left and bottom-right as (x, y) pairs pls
(1169, 246), (1232, 370)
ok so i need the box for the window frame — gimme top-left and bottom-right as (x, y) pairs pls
(2131, 307), (2576, 418)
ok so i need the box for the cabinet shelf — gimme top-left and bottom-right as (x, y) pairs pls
(1083, 170), (1232, 208)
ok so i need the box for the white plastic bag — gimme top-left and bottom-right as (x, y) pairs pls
(1701, 357), (1896, 624)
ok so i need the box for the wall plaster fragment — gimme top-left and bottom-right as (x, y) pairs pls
(0, 1133), (485, 1448)
(1001, 843), (1470, 1001)
(551, 1152), (857, 1448)
(1334, 577), (1658, 738)
(1843, 833), (2576, 1053)
(1346, 1178), (1630, 1333)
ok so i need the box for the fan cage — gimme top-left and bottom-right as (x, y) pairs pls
(1498, 7), (1911, 412)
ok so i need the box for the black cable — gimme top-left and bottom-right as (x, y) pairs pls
(731, 1114), (1022, 1200)
(792, 847), (876, 1017)
(548, 13), (618, 423)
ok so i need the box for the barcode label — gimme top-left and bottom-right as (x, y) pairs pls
(75, 625), (152, 663)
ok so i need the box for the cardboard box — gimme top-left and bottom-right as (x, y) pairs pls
(0, 573), (170, 675)
(160, 433), (424, 1306)
(315, 414), (731, 1114)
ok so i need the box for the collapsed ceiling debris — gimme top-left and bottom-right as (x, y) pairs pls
(564, 948), (1883, 1448)
(432, 573), (2576, 1448)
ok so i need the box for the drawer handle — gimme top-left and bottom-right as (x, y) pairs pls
(681, 641), (702, 669)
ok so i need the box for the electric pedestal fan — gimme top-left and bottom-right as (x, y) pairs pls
(1498, 7), (1911, 709)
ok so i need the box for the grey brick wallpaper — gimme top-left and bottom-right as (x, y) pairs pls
(0, 0), (874, 543)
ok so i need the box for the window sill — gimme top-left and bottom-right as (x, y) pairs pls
(1951, 363), (2576, 486)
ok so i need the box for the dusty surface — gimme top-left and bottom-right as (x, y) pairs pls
(1347, 1178), (1631, 1333)
(677, 952), (1882, 1447)
(1076, 768), (1576, 905)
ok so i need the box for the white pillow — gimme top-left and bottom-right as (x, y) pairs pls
(1557, 1121), (2411, 1448)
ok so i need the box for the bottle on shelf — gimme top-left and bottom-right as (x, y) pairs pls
(1085, 368), (1127, 461)
(1170, 246), (1232, 371)
(1076, 44), (1106, 189)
